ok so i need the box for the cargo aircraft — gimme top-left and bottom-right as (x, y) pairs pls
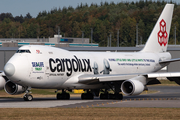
(0, 4), (179, 101)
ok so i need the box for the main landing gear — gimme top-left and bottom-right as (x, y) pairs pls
(100, 92), (123, 100)
(100, 83), (123, 100)
(23, 87), (33, 101)
(80, 89), (123, 100)
(56, 89), (70, 100)
(81, 90), (94, 100)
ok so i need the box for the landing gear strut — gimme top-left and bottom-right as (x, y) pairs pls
(56, 89), (70, 100)
(23, 87), (33, 101)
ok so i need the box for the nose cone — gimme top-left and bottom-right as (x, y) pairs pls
(4, 63), (15, 77)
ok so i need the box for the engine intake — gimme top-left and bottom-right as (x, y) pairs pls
(4, 80), (26, 95)
(121, 80), (144, 96)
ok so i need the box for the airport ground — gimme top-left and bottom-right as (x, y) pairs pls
(1, 108), (180, 120)
(1, 80), (180, 119)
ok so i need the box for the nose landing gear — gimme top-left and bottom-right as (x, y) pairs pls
(23, 87), (33, 101)
(23, 94), (33, 101)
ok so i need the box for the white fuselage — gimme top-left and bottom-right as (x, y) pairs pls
(5, 46), (171, 89)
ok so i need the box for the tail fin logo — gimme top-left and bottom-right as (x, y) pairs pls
(158, 19), (168, 46)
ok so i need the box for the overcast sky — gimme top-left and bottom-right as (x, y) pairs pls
(0, 0), (179, 18)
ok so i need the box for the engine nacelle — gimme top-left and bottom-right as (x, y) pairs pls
(0, 76), (6, 90)
(4, 80), (27, 95)
(121, 79), (144, 96)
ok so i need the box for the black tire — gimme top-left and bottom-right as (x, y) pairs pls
(57, 93), (70, 100)
(89, 93), (94, 99)
(57, 93), (62, 100)
(65, 93), (70, 100)
(27, 94), (33, 101)
(81, 93), (85, 100)
(100, 93), (108, 99)
(111, 93), (123, 100)
(118, 94), (123, 100)
(81, 93), (94, 100)
(108, 93), (114, 99)
(23, 94), (33, 101)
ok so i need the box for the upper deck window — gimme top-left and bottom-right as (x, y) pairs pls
(16, 50), (31, 53)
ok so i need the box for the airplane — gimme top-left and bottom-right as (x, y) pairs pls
(0, 4), (179, 101)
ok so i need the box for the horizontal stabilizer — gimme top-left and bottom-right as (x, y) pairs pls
(159, 58), (180, 64)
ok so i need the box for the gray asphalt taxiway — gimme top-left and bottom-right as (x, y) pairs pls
(1, 86), (180, 108)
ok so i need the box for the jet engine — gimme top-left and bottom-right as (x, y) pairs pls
(121, 79), (144, 96)
(4, 80), (27, 95)
(0, 76), (6, 90)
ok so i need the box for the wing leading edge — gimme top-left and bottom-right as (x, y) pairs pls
(78, 72), (180, 84)
(78, 74), (142, 84)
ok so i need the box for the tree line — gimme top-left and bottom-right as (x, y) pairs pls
(0, 0), (179, 47)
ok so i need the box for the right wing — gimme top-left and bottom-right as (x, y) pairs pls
(147, 72), (180, 85)
(78, 72), (180, 85)
(78, 74), (142, 84)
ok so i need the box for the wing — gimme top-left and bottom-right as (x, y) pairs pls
(78, 72), (180, 85)
(78, 56), (180, 85)
(78, 73), (144, 84)
(147, 72), (180, 85)
(147, 72), (180, 78)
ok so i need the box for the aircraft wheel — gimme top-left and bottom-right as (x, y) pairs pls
(57, 93), (70, 100)
(109, 93), (123, 100)
(64, 93), (70, 100)
(108, 93), (114, 99)
(89, 93), (94, 99)
(100, 93), (108, 99)
(57, 93), (62, 100)
(81, 93), (85, 100)
(114, 93), (123, 100)
(81, 93), (94, 100)
(117, 94), (123, 100)
(23, 94), (33, 101)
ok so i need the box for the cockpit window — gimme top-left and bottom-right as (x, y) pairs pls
(16, 50), (31, 53)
